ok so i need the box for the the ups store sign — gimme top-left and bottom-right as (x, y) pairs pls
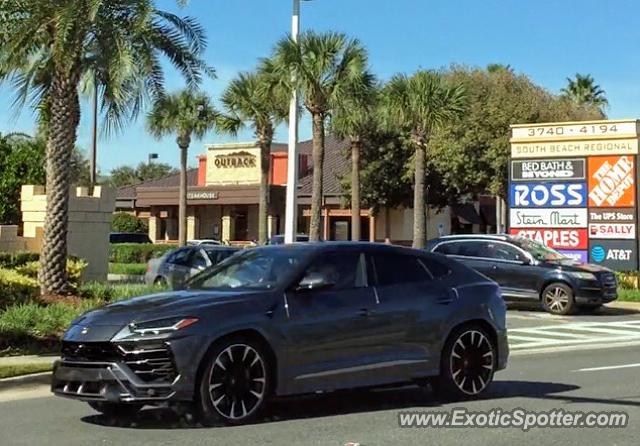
(509, 120), (640, 271)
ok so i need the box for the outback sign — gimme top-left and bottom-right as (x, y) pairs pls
(511, 159), (585, 181)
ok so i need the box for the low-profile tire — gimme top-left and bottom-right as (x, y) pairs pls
(541, 282), (576, 315)
(154, 276), (167, 286)
(432, 325), (496, 400)
(197, 337), (272, 426)
(88, 402), (143, 418)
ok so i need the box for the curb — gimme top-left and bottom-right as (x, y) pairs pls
(107, 274), (145, 283)
(0, 372), (51, 391)
(608, 301), (640, 310)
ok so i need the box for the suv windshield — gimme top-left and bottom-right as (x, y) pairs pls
(512, 237), (567, 261)
(187, 248), (309, 291)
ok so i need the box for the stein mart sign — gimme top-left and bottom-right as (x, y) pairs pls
(509, 208), (588, 228)
(509, 120), (640, 271)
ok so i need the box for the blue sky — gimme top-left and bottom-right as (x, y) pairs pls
(2, 0), (640, 173)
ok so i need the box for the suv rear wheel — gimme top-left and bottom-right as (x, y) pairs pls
(541, 282), (576, 315)
(432, 325), (496, 400)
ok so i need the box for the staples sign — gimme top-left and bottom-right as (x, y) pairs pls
(510, 228), (588, 250)
(588, 156), (635, 207)
(510, 182), (587, 207)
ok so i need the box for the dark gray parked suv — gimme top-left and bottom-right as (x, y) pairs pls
(427, 234), (617, 315)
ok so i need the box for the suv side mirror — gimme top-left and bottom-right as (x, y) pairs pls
(296, 271), (334, 291)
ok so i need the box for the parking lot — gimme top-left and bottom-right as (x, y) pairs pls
(1, 303), (639, 446)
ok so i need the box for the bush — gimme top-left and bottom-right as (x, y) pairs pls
(14, 259), (88, 288)
(108, 263), (147, 275)
(615, 271), (640, 290)
(111, 212), (148, 233)
(78, 282), (168, 302)
(109, 243), (174, 263)
(0, 268), (39, 308)
(0, 251), (40, 269)
(0, 302), (91, 340)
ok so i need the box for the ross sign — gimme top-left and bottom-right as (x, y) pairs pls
(589, 208), (636, 223)
(509, 228), (588, 250)
(511, 121), (639, 142)
(588, 156), (635, 207)
(187, 191), (219, 200)
(588, 223), (636, 240)
(511, 139), (638, 158)
(589, 240), (638, 271)
(510, 182), (587, 207)
(558, 250), (588, 263)
(511, 159), (585, 181)
(509, 208), (588, 228)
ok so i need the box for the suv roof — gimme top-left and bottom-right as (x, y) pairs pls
(437, 234), (513, 241)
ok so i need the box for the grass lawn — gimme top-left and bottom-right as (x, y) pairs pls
(617, 289), (640, 302)
(108, 262), (147, 275)
(0, 363), (52, 379)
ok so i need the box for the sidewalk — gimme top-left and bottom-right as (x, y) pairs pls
(0, 355), (58, 366)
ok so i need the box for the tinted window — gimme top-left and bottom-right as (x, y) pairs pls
(373, 254), (429, 286)
(421, 256), (452, 278)
(167, 248), (191, 266)
(486, 242), (525, 262)
(191, 250), (209, 269)
(204, 248), (237, 265)
(436, 241), (492, 258)
(302, 252), (365, 291)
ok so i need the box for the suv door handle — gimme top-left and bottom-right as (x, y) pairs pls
(357, 308), (371, 318)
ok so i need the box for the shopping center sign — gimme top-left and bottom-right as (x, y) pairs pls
(509, 119), (640, 271)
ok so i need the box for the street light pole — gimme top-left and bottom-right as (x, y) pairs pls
(284, 0), (301, 244)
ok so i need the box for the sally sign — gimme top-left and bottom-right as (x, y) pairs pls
(588, 156), (635, 207)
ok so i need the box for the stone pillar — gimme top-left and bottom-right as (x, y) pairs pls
(187, 207), (198, 241)
(322, 208), (330, 241)
(221, 206), (234, 243)
(148, 209), (161, 243)
(267, 215), (275, 239)
(369, 212), (376, 242)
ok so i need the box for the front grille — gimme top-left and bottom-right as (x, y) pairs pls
(599, 272), (617, 289)
(61, 341), (177, 383)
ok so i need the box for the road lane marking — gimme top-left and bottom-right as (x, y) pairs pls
(511, 339), (640, 356)
(574, 362), (640, 372)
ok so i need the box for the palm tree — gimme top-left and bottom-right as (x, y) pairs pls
(381, 71), (466, 248)
(561, 73), (608, 111)
(268, 32), (369, 241)
(147, 90), (224, 247)
(221, 69), (289, 244)
(330, 73), (377, 241)
(0, 1), (211, 295)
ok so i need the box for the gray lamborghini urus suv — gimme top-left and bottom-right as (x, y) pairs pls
(52, 242), (509, 425)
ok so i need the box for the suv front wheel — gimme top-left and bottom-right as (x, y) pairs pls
(541, 282), (576, 315)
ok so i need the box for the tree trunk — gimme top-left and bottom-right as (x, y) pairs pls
(258, 133), (272, 245)
(178, 138), (190, 247)
(350, 137), (361, 241)
(413, 142), (426, 249)
(40, 74), (81, 296)
(309, 112), (325, 241)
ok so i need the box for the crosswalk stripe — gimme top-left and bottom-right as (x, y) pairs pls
(508, 320), (640, 352)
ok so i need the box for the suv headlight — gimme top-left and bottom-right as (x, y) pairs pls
(568, 271), (597, 281)
(112, 316), (199, 340)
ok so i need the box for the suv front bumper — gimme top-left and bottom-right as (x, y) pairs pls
(51, 360), (178, 403)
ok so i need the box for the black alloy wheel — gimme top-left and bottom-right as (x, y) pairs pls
(433, 325), (496, 399)
(198, 339), (270, 426)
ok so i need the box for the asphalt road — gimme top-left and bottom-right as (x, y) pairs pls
(1, 304), (639, 446)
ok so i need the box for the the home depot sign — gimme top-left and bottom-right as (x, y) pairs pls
(509, 120), (640, 271)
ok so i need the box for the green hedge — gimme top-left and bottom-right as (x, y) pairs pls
(109, 243), (174, 264)
(111, 212), (148, 233)
(78, 282), (167, 302)
(0, 268), (39, 308)
(0, 251), (40, 269)
(108, 262), (147, 275)
(14, 259), (87, 289)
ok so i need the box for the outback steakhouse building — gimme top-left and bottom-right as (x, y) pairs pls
(117, 136), (497, 244)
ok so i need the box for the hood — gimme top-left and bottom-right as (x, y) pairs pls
(64, 289), (263, 342)
(546, 259), (612, 273)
